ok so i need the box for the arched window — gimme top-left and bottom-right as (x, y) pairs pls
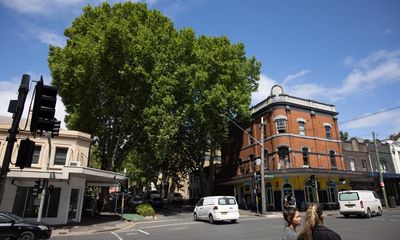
(265, 182), (274, 209)
(327, 181), (337, 202)
(380, 159), (388, 173)
(329, 150), (336, 168)
(278, 147), (290, 169)
(304, 180), (314, 203)
(302, 147), (309, 166)
(298, 121), (306, 136)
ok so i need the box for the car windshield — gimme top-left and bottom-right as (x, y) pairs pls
(339, 192), (360, 201)
(3, 212), (24, 222)
(218, 197), (236, 205)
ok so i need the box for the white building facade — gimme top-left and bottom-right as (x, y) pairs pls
(0, 122), (124, 225)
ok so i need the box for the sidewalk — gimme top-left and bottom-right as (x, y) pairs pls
(52, 213), (135, 237)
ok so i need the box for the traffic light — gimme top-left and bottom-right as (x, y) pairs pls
(30, 76), (58, 134)
(15, 139), (35, 169)
(33, 179), (42, 197)
(310, 175), (316, 188)
(51, 119), (61, 137)
(122, 177), (129, 193)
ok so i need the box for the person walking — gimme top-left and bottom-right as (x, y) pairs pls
(280, 206), (301, 240)
(297, 204), (342, 240)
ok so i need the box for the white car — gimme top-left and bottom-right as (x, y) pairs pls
(338, 190), (383, 218)
(193, 196), (239, 224)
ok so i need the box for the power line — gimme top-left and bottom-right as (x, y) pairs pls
(339, 105), (400, 125)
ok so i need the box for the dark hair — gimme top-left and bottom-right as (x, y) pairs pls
(283, 206), (298, 227)
(297, 204), (323, 240)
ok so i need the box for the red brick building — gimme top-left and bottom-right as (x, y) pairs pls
(219, 85), (365, 211)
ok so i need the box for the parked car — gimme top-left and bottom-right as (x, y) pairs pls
(149, 197), (163, 208)
(0, 211), (52, 240)
(130, 196), (144, 207)
(149, 190), (161, 199)
(338, 190), (383, 218)
(167, 192), (183, 204)
(193, 196), (239, 224)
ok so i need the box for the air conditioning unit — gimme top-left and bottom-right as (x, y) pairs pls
(69, 161), (80, 167)
(303, 165), (309, 168)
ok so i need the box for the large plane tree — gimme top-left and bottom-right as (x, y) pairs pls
(48, 2), (260, 196)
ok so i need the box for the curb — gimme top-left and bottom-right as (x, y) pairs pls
(52, 221), (135, 237)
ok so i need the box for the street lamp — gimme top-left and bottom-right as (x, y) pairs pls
(221, 114), (267, 215)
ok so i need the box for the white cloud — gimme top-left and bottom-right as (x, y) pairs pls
(275, 49), (400, 102)
(340, 109), (400, 134)
(37, 31), (66, 47)
(282, 69), (311, 85)
(251, 74), (276, 106)
(0, 75), (67, 129)
(284, 83), (328, 100)
(0, 0), (87, 15)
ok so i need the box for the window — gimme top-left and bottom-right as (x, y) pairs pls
(276, 119), (286, 134)
(247, 128), (254, 145)
(264, 150), (269, 170)
(325, 126), (331, 139)
(329, 151), (336, 168)
(361, 159), (367, 171)
(32, 145), (42, 164)
(298, 121), (306, 136)
(278, 147), (290, 168)
(54, 147), (68, 165)
(349, 158), (355, 171)
(12, 186), (61, 218)
(263, 124), (267, 139)
(304, 180), (314, 203)
(380, 159), (388, 173)
(327, 181), (337, 202)
(302, 147), (309, 166)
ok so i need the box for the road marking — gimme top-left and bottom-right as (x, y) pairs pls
(141, 221), (201, 229)
(111, 232), (123, 240)
(126, 232), (138, 236)
(135, 219), (187, 224)
(138, 229), (150, 235)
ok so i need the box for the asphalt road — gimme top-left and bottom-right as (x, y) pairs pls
(52, 209), (400, 240)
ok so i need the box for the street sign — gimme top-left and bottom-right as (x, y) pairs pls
(265, 174), (275, 178)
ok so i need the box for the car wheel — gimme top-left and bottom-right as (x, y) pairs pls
(343, 214), (349, 218)
(377, 207), (383, 216)
(365, 208), (371, 218)
(231, 219), (238, 223)
(209, 214), (214, 224)
(19, 231), (35, 240)
(193, 213), (198, 221)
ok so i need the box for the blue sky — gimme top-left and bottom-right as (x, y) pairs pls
(0, 0), (399, 140)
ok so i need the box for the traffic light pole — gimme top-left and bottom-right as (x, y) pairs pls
(260, 117), (267, 215)
(0, 75), (30, 205)
(221, 114), (267, 215)
(37, 132), (52, 222)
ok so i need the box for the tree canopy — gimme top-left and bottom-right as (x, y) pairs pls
(48, 2), (260, 194)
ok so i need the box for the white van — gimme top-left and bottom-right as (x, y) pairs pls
(338, 190), (383, 218)
(193, 196), (239, 224)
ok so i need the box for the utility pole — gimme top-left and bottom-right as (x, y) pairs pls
(38, 132), (51, 222)
(372, 132), (389, 208)
(0, 74), (30, 204)
(260, 117), (267, 215)
(121, 168), (126, 221)
(221, 114), (267, 215)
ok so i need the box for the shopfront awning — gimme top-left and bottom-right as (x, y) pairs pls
(216, 168), (372, 186)
(7, 166), (125, 187)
